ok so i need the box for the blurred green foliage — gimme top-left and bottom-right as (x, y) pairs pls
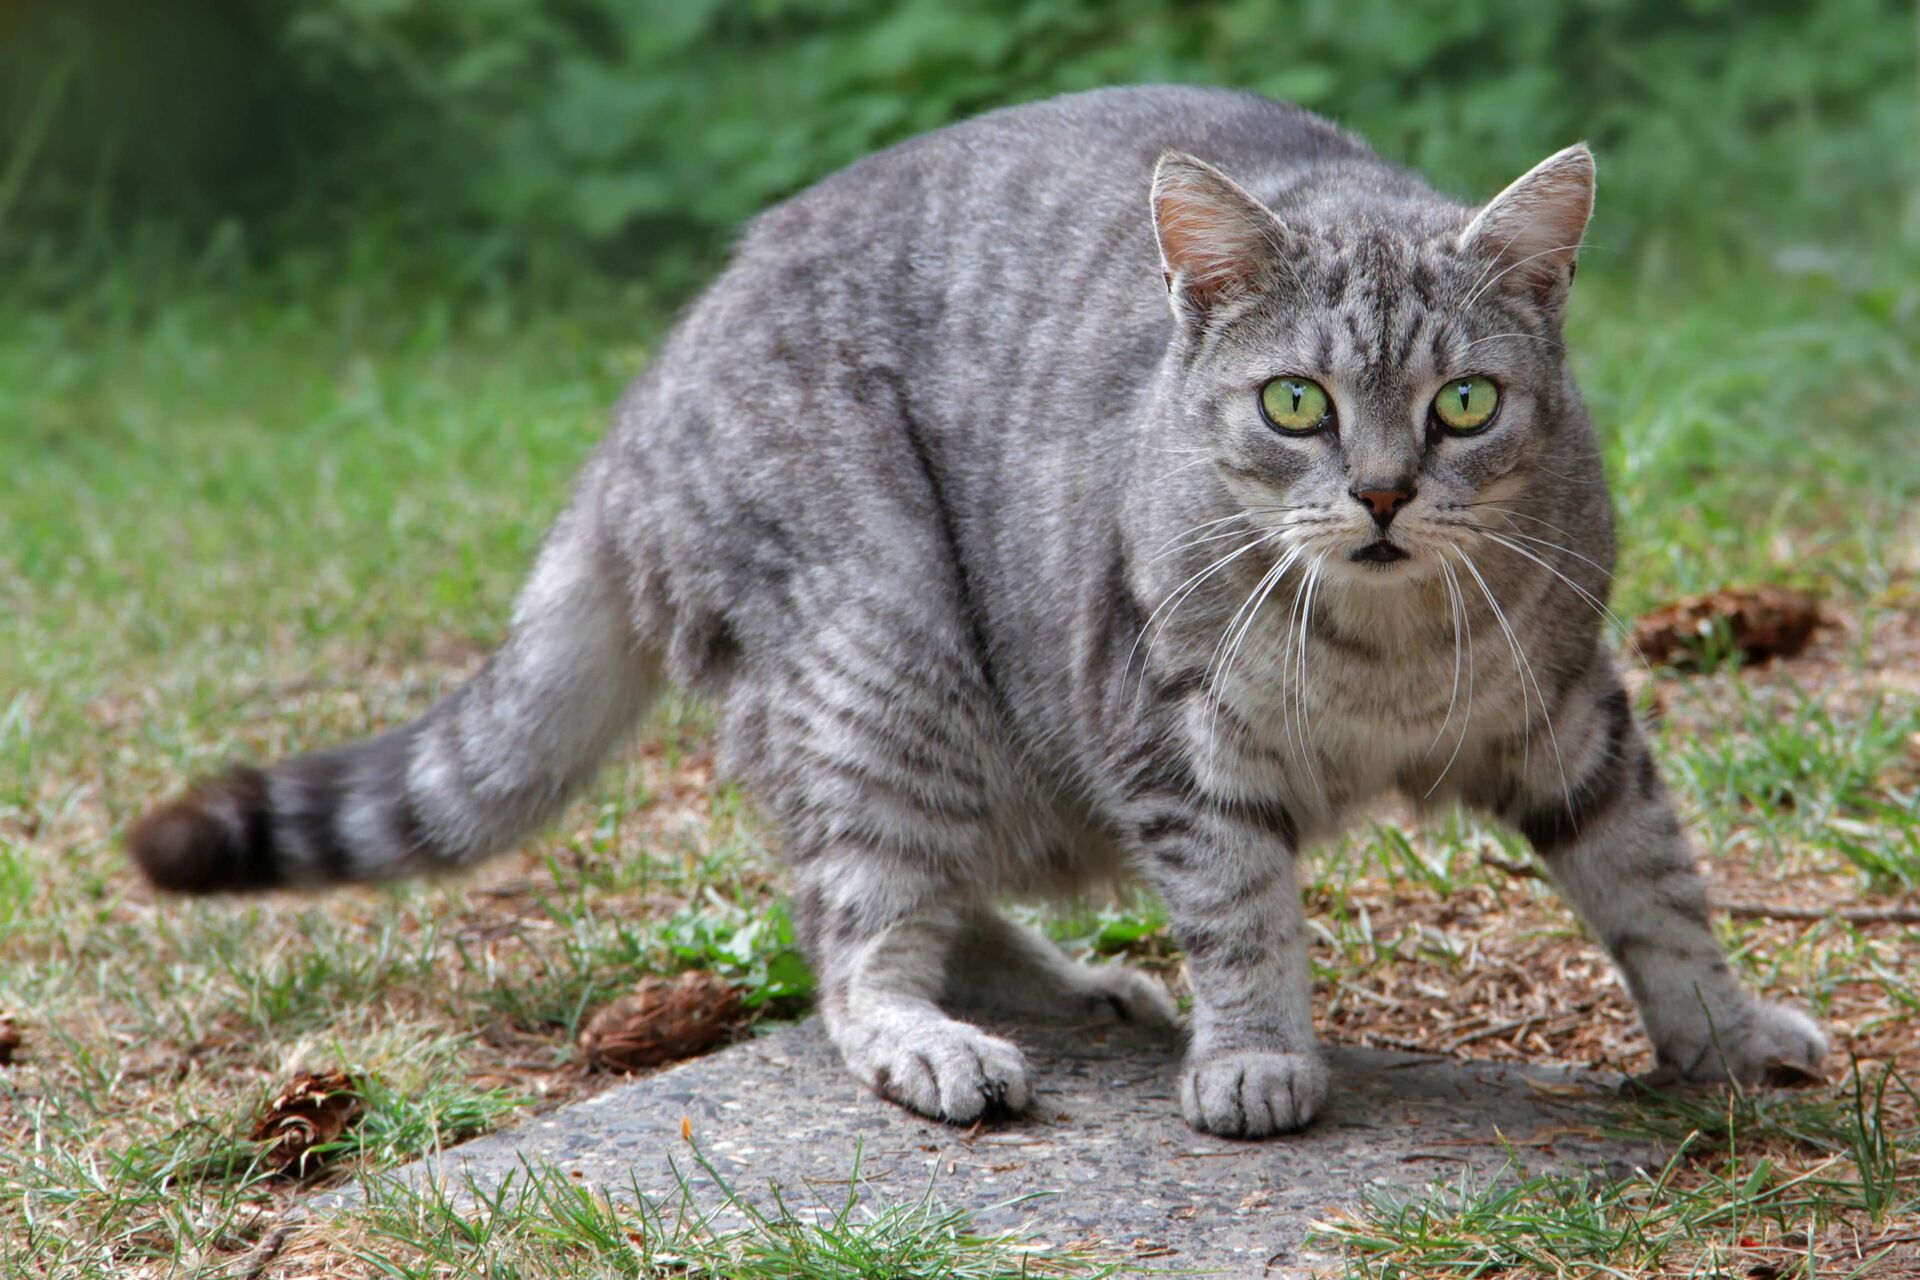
(1, 0), (1913, 292)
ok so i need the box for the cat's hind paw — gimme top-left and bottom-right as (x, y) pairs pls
(1180, 1049), (1327, 1138)
(1081, 963), (1181, 1032)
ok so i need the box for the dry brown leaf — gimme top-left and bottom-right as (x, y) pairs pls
(250, 1070), (365, 1177)
(579, 971), (743, 1073)
(1631, 586), (1823, 671)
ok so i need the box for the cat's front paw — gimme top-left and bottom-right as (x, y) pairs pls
(1647, 998), (1828, 1087)
(1180, 1049), (1327, 1138)
(858, 1023), (1035, 1123)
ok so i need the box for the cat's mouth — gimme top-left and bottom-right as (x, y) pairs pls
(1349, 540), (1410, 566)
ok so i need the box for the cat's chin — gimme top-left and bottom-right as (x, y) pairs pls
(1347, 540), (1409, 566)
(1329, 539), (1442, 588)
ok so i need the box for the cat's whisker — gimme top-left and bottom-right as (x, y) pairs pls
(1148, 510), (1251, 558)
(1462, 242), (1587, 310)
(1456, 545), (1534, 780)
(1202, 546), (1299, 771)
(1455, 524), (1631, 636)
(1459, 225), (1530, 311)
(1476, 528), (1622, 612)
(1147, 506), (1305, 561)
(1201, 546), (1295, 718)
(1150, 455), (1220, 484)
(1136, 506), (1336, 702)
(1452, 513), (1616, 582)
(1456, 502), (1580, 545)
(1151, 515), (1331, 563)
(1291, 553), (1330, 805)
(1521, 461), (1610, 489)
(1125, 530), (1277, 695)
(1424, 550), (1466, 761)
(1467, 528), (1658, 680)
(1423, 549), (1477, 798)
(1444, 513), (1659, 688)
(1277, 548), (1312, 779)
(1456, 548), (1575, 830)
(1462, 330), (1565, 352)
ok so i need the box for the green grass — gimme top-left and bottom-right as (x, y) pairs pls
(1315, 1155), (1909, 1280)
(2, 225), (1919, 1276)
(1317, 1066), (1920, 1278)
(330, 1143), (1126, 1280)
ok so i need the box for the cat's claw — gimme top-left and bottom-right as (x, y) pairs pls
(1644, 998), (1828, 1088)
(1180, 1049), (1327, 1138)
(862, 1025), (1034, 1123)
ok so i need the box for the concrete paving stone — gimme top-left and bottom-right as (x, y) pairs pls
(370, 1016), (1658, 1275)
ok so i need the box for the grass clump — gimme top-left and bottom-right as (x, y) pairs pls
(1319, 1065), (1920, 1278)
(329, 1144), (1124, 1279)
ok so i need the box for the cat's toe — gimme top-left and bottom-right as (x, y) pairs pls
(1087, 966), (1180, 1032)
(1180, 1049), (1326, 1138)
(1730, 1000), (1828, 1085)
(1654, 999), (1828, 1086)
(864, 1025), (1035, 1123)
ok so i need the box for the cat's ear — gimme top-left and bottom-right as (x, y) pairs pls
(1459, 143), (1595, 303)
(1150, 152), (1293, 328)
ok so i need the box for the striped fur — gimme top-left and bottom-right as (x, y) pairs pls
(130, 88), (1823, 1135)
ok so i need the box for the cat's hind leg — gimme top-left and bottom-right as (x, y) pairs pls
(1484, 668), (1827, 1085)
(943, 907), (1179, 1031)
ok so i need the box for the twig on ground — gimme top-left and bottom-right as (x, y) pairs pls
(1480, 849), (1920, 926)
(1717, 900), (1920, 926)
(1480, 850), (1545, 881)
(1443, 1016), (1538, 1052)
(226, 1215), (304, 1280)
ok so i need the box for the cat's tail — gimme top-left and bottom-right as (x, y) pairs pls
(127, 499), (662, 893)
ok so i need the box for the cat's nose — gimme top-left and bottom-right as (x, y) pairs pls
(1350, 483), (1416, 530)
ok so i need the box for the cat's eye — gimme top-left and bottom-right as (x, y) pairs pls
(1259, 377), (1333, 434)
(1431, 376), (1500, 433)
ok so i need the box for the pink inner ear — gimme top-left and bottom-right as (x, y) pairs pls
(1151, 157), (1280, 314)
(1155, 189), (1254, 301)
(1462, 144), (1595, 290)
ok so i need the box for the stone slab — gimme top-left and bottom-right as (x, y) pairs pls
(380, 1018), (1657, 1275)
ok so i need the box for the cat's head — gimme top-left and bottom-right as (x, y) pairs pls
(1149, 144), (1597, 588)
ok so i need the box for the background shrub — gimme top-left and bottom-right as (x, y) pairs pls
(3, 0), (1912, 294)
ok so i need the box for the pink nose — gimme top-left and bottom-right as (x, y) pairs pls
(1351, 485), (1414, 528)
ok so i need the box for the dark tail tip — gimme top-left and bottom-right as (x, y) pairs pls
(126, 765), (284, 894)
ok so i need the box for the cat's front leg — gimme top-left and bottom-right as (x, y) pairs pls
(1120, 779), (1325, 1137)
(1492, 678), (1827, 1086)
(798, 872), (1037, 1124)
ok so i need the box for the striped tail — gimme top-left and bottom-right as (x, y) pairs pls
(127, 505), (661, 893)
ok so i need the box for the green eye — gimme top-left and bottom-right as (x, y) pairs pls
(1259, 377), (1333, 433)
(1432, 376), (1500, 433)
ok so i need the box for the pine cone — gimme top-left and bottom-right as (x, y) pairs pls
(250, 1070), (364, 1177)
(579, 972), (744, 1072)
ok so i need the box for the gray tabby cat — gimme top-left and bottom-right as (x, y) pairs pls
(129, 86), (1826, 1137)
